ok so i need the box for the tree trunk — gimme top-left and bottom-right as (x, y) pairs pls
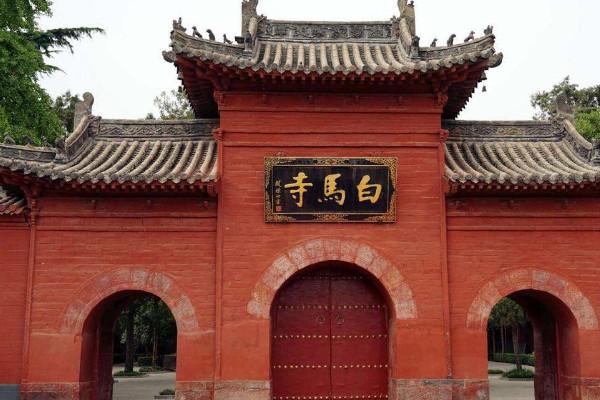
(151, 326), (158, 368)
(512, 322), (522, 371)
(492, 328), (497, 355)
(500, 326), (505, 356)
(124, 305), (135, 373)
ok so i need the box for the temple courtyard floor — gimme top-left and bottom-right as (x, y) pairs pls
(112, 363), (534, 400)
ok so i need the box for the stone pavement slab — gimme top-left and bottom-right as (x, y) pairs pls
(113, 372), (175, 400)
(111, 364), (534, 400)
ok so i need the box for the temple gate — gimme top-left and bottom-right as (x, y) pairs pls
(2, 1), (600, 400)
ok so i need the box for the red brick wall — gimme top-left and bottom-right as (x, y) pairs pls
(3, 91), (600, 400)
(22, 195), (217, 384)
(447, 197), (600, 382)
(0, 217), (29, 384)
(217, 91), (450, 383)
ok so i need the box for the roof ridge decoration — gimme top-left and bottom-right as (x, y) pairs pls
(60, 92), (96, 160)
(242, 0), (259, 37)
(166, 1), (502, 118)
(552, 91), (598, 163)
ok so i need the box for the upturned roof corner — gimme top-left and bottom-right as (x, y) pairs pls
(165, 1), (501, 119)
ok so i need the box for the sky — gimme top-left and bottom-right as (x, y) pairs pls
(39, 0), (600, 121)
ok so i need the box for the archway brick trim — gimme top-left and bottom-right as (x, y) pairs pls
(59, 268), (199, 334)
(466, 268), (599, 331)
(247, 239), (418, 320)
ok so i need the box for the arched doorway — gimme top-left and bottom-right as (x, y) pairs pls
(79, 290), (178, 400)
(271, 262), (390, 399)
(487, 290), (581, 400)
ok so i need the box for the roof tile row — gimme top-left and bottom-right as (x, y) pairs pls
(444, 121), (600, 186)
(0, 187), (26, 216)
(0, 118), (219, 187)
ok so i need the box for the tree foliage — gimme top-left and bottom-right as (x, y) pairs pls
(489, 298), (528, 371)
(52, 90), (80, 133)
(153, 90), (194, 120)
(25, 27), (102, 59)
(489, 298), (527, 327)
(576, 110), (600, 140)
(531, 76), (600, 139)
(115, 295), (177, 368)
(0, 0), (51, 31)
(0, 30), (61, 144)
(0, 0), (102, 145)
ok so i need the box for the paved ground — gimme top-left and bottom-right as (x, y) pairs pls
(112, 367), (175, 400)
(111, 362), (534, 400)
(489, 361), (534, 400)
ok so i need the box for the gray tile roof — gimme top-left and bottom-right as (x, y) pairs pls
(165, 3), (502, 119)
(0, 186), (26, 216)
(168, 29), (499, 77)
(444, 120), (600, 187)
(0, 118), (219, 187)
(2, 116), (598, 201)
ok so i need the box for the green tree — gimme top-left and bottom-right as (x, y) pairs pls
(114, 295), (177, 369)
(0, 0), (102, 145)
(531, 76), (600, 139)
(153, 90), (194, 120)
(576, 110), (600, 140)
(52, 90), (80, 133)
(124, 304), (136, 373)
(135, 297), (177, 367)
(489, 298), (528, 371)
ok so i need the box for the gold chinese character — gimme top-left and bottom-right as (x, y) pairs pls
(284, 172), (313, 208)
(357, 175), (382, 204)
(324, 174), (346, 206)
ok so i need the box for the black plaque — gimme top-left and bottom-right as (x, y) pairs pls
(265, 157), (396, 223)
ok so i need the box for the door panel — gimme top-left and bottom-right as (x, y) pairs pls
(272, 270), (331, 399)
(272, 264), (388, 400)
(330, 268), (389, 399)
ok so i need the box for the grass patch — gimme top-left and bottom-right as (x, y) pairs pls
(159, 389), (175, 396)
(139, 366), (164, 373)
(113, 370), (146, 378)
(488, 369), (504, 375)
(503, 368), (535, 379)
(492, 353), (535, 366)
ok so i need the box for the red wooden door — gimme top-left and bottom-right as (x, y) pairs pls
(272, 264), (389, 400)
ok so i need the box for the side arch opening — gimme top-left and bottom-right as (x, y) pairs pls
(79, 290), (178, 400)
(487, 290), (581, 400)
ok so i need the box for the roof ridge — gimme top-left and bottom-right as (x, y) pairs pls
(445, 120), (555, 126)
(444, 120), (567, 142)
(99, 118), (220, 125)
(265, 19), (393, 25)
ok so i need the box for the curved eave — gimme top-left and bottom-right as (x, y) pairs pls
(447, 181), (600, 196)
(444, 120), (600, 194)
(170, 30), (498, 118)
(171, 33), (497, 77)
(0, 167), (218, 196)
(176, 54), (492, 120)
(0, 118), (221, 195)
(0, 186), (27, 216)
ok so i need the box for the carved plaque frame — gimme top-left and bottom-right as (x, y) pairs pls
(265, 157), (397, 223)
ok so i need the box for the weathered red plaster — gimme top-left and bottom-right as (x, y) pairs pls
(466, 268), (598, 330)
(247, 238), (417, 320)
(2, 93), (600, 400)
(60, 268), (199, 334)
